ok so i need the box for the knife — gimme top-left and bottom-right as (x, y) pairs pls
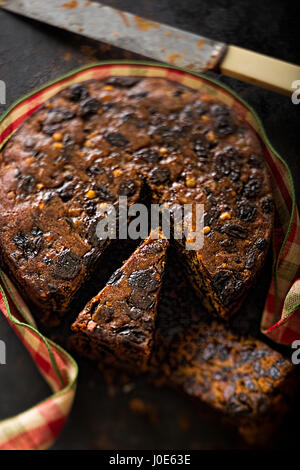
(1, 0), (299, 96)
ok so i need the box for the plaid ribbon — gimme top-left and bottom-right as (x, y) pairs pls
(0, 62), (299, 449)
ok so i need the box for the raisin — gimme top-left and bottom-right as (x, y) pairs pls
(129, 91), (148, 99)
(202, 344), (216, 361)
(173, 124), (190, 138)
(44, 107), (75, 125)
(18, 174), (36, 194)
(104, 132), (129, 147)
(43, 190), (55, 205)
(237, 200), (257, 222)
(128, 268), (159, 292)
(69, 83), (89, 102)
(256, 238), (267, 251)
(244, 376), (255, 391)
(31, 150), (45, 161)
(117, 179), (137, 197)
(31, 226), (43, 237)
(79, 98), (101, 117)
(43, 125), (60, 135)
(211, 104), (230, 117)
(261, 196), (274, 214)
(56, 181), (75, 202)
(194, 100), (209, 116)
(85, 200), (97, 216)
(23, 137), (36, 150)
(61, 133), (75, 159)
(150, 125), (178, 146)
(173, 89), (183, 97)
(248, 154), (263, 168)
(223, 224), (248, 239)
(86, 218), (106, 247)
(193, 137), (210, 161)
(181, 105), (194, 120)
(204, 207), (220, 226)
(129, 291), (155, 310)
(107, 268), (123, 285)
(149, 167), (170, 185)
(213, 147), (240, 181)
(219, 238), (235, 250)
(141, 242), (163, 255)
(82, 248), (103, 269)
(243, 176), (261, 198)
(121, 112), (146, 128)
(94, 183), (114, 201)
(51, 249), (81, 280)
(212, 270), (241, 306)
(269, 365), (280, 379)
(214, 114), (235, 136)
(114, 325), (146, 344)
(134, 148), (161, 164)
(126, 306), (143, 321)
(86, 164), (104, 177)
(245, 247), (258, 269)
(13, 229), (43, 259)
(227, 393), (252, 416)
(217, 345), (230, 361)
(106, 77), (140, 87)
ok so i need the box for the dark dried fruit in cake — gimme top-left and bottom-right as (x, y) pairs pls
(51, 249), (82, 281)
(134, 148), (161, 164)
(223, 224), (248, 239)
(0, 76), (273, 324)
(149, 167), (170, 185)
(104, 132), (129, 147)
(72, 233), (169, 371)
(152, 321), (295, 445)
(13, 227), (44, 259)
(237, 200), (257, 222)
(69, 83), (89, 102)
(211, 270), (243, 306)
(79, 98), (101, 117)
(117, 179), (137, 197)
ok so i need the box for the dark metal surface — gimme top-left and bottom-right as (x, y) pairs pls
(1, 0), (226, 72)
(0, 0), (299, 450)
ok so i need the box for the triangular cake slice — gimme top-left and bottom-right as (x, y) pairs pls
(72, 232), (169, 371)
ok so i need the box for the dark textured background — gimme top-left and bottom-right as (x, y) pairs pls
(0, 0), (299, 450)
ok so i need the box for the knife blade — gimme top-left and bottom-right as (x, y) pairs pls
(1, 0), (299, 95)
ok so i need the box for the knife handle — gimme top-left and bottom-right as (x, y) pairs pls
(220, 45), (300, 96)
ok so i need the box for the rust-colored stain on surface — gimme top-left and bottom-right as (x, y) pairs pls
(63, 52), (72, 61)
(62, 0), (78, 9)
(168, 53), (182, 65)
(134, 16), (159, 31)
(197, 40), (205, 49)
(116, 10), (130, 27)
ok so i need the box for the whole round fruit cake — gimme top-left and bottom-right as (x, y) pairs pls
(0, 76), (274, 326)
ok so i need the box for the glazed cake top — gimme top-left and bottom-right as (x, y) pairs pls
(0, 76), (273, 319)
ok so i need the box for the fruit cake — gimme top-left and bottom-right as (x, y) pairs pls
(155, 322), (295, 444)
(0, 76), (274, 324)
(148, 249), (296, 444)
(72, 232), (169, 371)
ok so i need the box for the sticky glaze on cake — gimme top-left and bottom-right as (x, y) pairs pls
(72, 232), (169, 371)
(0, 76), (274, 324)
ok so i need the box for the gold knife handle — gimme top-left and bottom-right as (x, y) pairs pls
(220, 45), (300, 96)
